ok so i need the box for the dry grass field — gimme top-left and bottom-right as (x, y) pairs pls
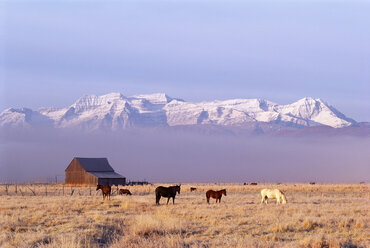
(0, 183), (368, 248)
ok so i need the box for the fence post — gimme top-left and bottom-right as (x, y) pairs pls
(15, 184), (17, 194)
(45, 186), (47, 196)
(26, 186), (36, 196)
(90, 187), (91, 196)
(5, 185), (8, 195)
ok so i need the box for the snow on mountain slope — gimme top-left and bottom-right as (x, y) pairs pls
(0, 108), (53, 128)
(279, 97), (355, 128)
(0, 93), (355, 130)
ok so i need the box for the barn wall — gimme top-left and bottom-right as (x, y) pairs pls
(66, 170), (98, 185)
(65, 158), (83, 172)
(85, 173), (98, 185)
(66, 158), (83, 185)
(65, 158), (98, 185)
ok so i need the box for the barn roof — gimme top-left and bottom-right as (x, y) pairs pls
(75, 157), (114, 172)
(88, 171), (125, 179)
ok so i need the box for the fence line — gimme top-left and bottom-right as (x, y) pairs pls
(0, 183), (142, 197)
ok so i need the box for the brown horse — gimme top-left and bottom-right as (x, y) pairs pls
(96, 184), (111, 200)
(119, 189), (132, 195)
(206, 189), (226, 204)
(155, 185), (181, 205)
(190, 187), (197, 192)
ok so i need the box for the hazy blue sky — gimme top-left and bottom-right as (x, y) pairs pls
(1, 0), (369, 121)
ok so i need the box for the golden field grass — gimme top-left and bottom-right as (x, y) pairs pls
(0, 183), (369, 248)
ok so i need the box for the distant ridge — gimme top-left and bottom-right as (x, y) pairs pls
(0, 92), (357, 133)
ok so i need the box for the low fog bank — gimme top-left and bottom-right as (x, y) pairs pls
(1, 128), (369, 183)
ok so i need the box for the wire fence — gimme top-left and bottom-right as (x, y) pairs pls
(0, 183), (123, 197)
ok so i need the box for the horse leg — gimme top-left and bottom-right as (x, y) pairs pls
(167, 197), (170, 205)
(172, 196), (175, 204)
(219, 197), (221, 203)
(156, 194), (160, 205)
(207, 197), (210, 204)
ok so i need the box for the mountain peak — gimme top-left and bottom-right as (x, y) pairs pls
(297, 97), (316, 103)
(296, 97), (327, 106)
(132, 93), (174, 104)
(101, 92), (124, 100)
(71, 93), (126, 112)
(75, 92), (124, 103)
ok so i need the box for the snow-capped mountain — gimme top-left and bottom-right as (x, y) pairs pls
(0, 92), (356, 130)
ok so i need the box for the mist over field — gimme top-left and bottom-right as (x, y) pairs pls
(1, 128), (369, 183)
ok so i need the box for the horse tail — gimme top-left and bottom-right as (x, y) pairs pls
(206, 191), (210, 203)
(260, 189), (267, 203)
(155, 188), (161, 204)
(281, 192), (287, 204)
(206, 191), (210, 198)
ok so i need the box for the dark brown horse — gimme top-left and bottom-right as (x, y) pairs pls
(190, 187), (197, 192)
(155, 185), (181, 205)
(96, 184), (111, 200)
(119, 189), (132, 195)
(206, 189), (226, 204)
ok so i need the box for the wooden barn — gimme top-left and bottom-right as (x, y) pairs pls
(65, 157), (126, 186)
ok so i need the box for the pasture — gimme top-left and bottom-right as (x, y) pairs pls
(0, 183), (368, 248)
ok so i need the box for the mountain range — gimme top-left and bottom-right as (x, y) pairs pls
(1, 92), (368, 136)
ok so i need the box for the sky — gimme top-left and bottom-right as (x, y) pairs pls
(1, 0), (370, 183)
(1, 0), (370, 122)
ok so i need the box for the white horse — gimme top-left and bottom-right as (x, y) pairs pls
(260, 189), (287, 204)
